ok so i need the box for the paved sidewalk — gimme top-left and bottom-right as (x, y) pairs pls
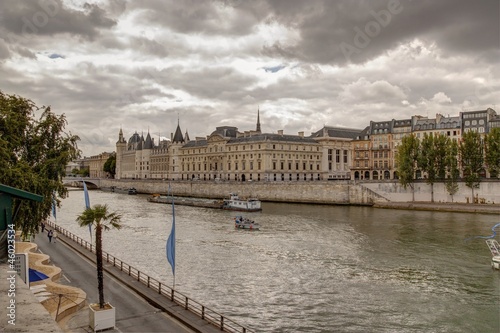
(35, 229), (222, 333)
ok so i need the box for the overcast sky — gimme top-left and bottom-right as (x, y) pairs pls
(1, 0), (499, 156)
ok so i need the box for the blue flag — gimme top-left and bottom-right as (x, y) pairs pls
(51, 194), (57, 220)
(82, 181), (90, 209)
(82, 180), (92, 240)
(166, 193), (175, 277)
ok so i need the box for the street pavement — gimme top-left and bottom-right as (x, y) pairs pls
(35, 229), (205, 332)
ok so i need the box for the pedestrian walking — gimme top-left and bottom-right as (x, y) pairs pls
(47, 230), (53, 243)
(53, 230), (58, 243)
(41, 222), (45, 233)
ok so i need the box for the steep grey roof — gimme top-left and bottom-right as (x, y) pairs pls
(172, 124), (184, 143)
(137, 134), (144, 150)
(144, 132), (153, 149)
(210, 126), (239, 138)
(227, 133), (317, 144)
(310, 126), (362, 139)
(183, 139), (208, 148)
(128, 132), (140, 145)
(127, 132), (141, 150)
(370, 120), (393, 134)
(393, 119), (412, 128)
(353, 126), (370, 141)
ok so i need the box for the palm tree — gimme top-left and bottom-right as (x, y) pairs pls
(76, 204), (121, 309)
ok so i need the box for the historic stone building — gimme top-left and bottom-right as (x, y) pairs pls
(88, 152), (114, 178)
(115, 111), (363, 181)
(113, 108), (498, 181)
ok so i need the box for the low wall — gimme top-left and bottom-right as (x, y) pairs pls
(96, 179), (500, 205)
(363, 180), (500, 204)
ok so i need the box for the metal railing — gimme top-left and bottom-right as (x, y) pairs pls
(46, 221), (252, 333)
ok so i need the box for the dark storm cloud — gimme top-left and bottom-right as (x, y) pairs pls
(259, 0), (499, 65)
(129, 0), (259, 36)
(0, 0), (116, 40)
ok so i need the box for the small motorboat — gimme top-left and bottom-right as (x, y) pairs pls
(128, 187), (137, 195)
(234, 216), (260, 230)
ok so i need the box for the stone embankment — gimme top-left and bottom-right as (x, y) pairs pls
(73, 178), (500, 212)
(373, 201), (500, 215)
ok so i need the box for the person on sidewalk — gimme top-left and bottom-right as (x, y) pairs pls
(47, 230), (53, 243)
(53, 230), (58, 243)
(40, 222), (45, 233)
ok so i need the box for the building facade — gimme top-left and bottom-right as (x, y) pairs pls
(111, 108), (498, 182)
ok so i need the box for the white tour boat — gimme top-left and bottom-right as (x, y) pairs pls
(486, 239), (500, 270)
(222, 193), (262, 212)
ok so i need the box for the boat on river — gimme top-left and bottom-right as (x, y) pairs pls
(128, 187), (137, 195)
(222, 193), (262, 212)
(234, 216), (260, 230)
(147, 194), (223, 209)
(486, 239), (500, 270)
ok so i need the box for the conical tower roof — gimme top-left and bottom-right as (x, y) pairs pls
(144, 132), (153, 149)
(172, 122), (184, 143)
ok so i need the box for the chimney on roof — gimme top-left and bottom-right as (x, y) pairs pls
(298, 131), (304, 138)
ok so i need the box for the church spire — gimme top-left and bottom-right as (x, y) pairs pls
(256, 106), (261, 132)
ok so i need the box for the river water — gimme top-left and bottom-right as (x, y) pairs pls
(53, 189), (499, 333)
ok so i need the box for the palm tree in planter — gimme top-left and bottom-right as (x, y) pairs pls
(76, 204), (121, 330)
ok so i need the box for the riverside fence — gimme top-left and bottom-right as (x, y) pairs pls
(46, 221), (253, 333)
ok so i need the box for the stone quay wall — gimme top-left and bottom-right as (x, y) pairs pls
(93, 179), (500, 206)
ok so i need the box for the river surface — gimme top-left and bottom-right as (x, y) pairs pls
(53, 189), (500, 333)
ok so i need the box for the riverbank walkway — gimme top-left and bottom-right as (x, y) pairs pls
(34, 223), (244, 333)
(373, 201), (500, 214)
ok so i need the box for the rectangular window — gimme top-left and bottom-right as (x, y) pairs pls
(336, 150), (340, 163)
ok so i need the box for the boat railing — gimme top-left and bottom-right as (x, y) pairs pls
(46, 221), (253, 333)
(486, 239), (500, 256)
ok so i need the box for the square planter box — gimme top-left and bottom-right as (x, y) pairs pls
(89, 303), (115, 332)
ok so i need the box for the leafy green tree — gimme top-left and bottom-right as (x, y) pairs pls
(397, 134), (420, 201)
(445, 139), (460, 202)
(0, 91), (80, 236)
(484, 127), (500, 178)
(459, 130), (484, 201)
(418, 133), (447, 202)
(103, 154), (116, 178)
(81, 167), (90, 177)
(76, 204), (121, 309)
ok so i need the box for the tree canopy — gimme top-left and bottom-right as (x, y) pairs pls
(103, 154), (116, 178)
(485, 127), (500, 178)
(459, 130), (484, 198)
(396, 134), (420, 200)
(0, 91), (80, 236)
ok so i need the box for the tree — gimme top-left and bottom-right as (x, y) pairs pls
(76, 204), (121, 309)
(445, 139), (460, 202)
(459, 130), (484, 201)
(0, 91), (80, 236)
(485, 127), (500, 178)
(397, 134), (420, 201)
(103, 154), (116, 178)
(418, 133), (447, 202)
